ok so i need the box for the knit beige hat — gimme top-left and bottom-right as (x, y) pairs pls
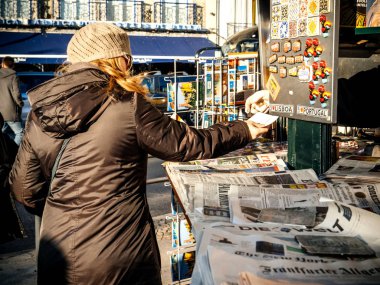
(67, 22), (131, 63)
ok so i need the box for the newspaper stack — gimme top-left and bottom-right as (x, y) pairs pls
(164, 153), (380, 285)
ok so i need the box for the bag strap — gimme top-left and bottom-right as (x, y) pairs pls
(48, 95), (114, 196)
(48, 137), (71, 196)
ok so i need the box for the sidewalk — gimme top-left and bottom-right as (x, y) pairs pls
(0, 206), (174, 285)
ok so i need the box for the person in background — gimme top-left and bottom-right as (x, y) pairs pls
(0, 112), (23, 243)
(0, 56), (24, 145)
(9, 23), (269, 285)
(367, 0), (380, 27)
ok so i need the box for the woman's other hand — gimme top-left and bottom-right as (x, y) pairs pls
(245, 90), (270, 115)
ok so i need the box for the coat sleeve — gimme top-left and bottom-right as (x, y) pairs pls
(134, 94), (251, 162)
(9, 126), (47, 216)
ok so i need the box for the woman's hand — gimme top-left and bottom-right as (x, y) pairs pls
(245, 120), (271, 140)
(245, 90), (270, 115)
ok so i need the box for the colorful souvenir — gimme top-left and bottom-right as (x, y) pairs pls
(320, 91), (331, 108)
(304, 47), (314, 62)
(305, 38), (313, 48)
(292, 40), (302, 52)
(320, 15), (327, 25)
(324, 66), (332, 76)
(272, 5), (281, 22)
(322, 66), (332, 83)
(286, 56), (295, 64)
(298, 64), (311, 82)
(278, 55), (286, 64)
(288, 2), (299, 21)
(322, 20), (332, 37)
(319, 0), (330, 14)
(295, 54), (304, 63)
(284, 41), (292, 53)
(281, 4), (289, 21)
(279, 21), (289, 39)
(313, 46), (323, 61)
(299, 0), (308, 18)
(289, 66), (298, 77)
(308, 0), (319, 17)
(313, 69), (322, 84)
(320, 71), (326, 82)
(269, 65), (279, 73)
(271, 22), (280, 40)
(297, 18), (307, 37)
(269, 54), (278, 64)
(280, 66), (287, 78)
(271, 42), (281, 52)
(318, 85), (325, 95)
(307, 17), (320, 36)
(289, 21), (298, 38)
(309, 81), (315, 91)
(309, 89), (319, 105)
(319, 60), (327, 69)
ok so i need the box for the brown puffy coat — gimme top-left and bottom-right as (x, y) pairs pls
(9, 63), (250, 285)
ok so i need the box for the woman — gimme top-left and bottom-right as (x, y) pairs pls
(9, 23), (268, 285)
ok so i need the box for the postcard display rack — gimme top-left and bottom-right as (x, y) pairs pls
(168, 193), (196, 284)
(166, 54), (260, 284)
(266, 0), (338, 124)
(197, 53), (260, 128)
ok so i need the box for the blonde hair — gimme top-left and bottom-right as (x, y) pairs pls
(56, 56), (148, 96)
(91, 56), (148, 96)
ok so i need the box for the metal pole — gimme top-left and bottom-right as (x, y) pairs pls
(35, 215), (41, 256)
(195, 58), (200, 129)
(174, 59), (177, 115)
(146, 177), (169, 185)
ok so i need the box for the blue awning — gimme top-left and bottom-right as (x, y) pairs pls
(0, 31), (216, 64)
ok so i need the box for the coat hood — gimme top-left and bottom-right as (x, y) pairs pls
(0, 68), (16, 78)
(28, 63), (109, 138)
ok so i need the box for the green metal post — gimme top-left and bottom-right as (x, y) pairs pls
(287, 119), (333, 176)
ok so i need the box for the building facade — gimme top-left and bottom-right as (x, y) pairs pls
(0, 0), (257, 72)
